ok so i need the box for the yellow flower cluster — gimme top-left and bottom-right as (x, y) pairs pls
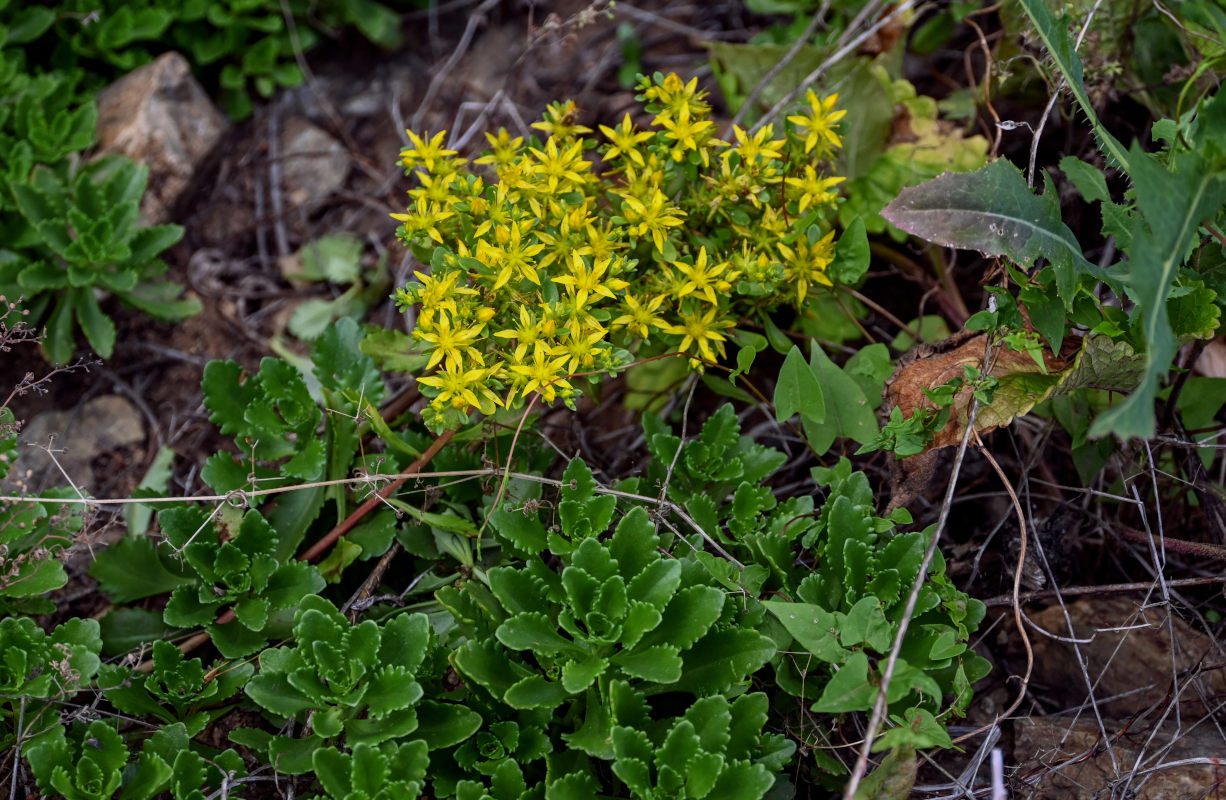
(391, 73), (848, 428)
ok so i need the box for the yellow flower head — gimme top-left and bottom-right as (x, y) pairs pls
(531, 99), (593, 140)
(673, 247), (738, 305)
(613, 293), (668, 340)
(418, 362), (502, 414)
(664, 306), (734, 369)
(619, 188), (686, 254)
(400, 130), (459, 173)
(390, 196), (455, 244)
(777, 229), (836, 304)
(413, 311), (485, 372)
(723, 124), (785, 167)
(473, 128), (524, 168)
(553, 253), (629, 310)
(787, 91), (847, 156)
(784, 165), (846, 214)
(508, 341), (573, 404)
(528, 137), (592, 195)
(599, 114), (654, 167)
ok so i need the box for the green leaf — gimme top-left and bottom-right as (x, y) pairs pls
(128, 224), (185, 264)
(1018, 0), (1130, 172)
(452, 639), (525, 699)
(881, 159), (1097, 301)
(830, 216), (870, 285)
(852, 742), (916, 800)
(1091, 146), (1226, 439)
(361, 327), (431, 372)
(613, 644), (683, 683)
(42, 292), (76, 365)
(74, 286), (116, 357)
(561, 654), (609, 693)
(504, 675), (569, 709)
(6, 7), (56, 44)
(16, 260), (66, 291)
(89, 537), (195, 602)
(496, 612), (581, 655)
(313, 316), (385, 400)
(1059, 156), (1110, 204)
(709, 760), (775, 800)
(841, 597), (894, 652)
(876, 707), (953, 752)
(298, 234), (364, 283)
(638, 585), (725, 650)
(680, 629), (776, 694)
(122, 446), (176, 536)
(611, 726), (654, 794)
(2, 557), (66, 598)
(761, 601), (851, 664)
(844, 343), (892, 410)
(99, 608), (174, 657)
(774, 345), (824, 423)
(812, 651), (877, 712)
(1168, 284), (1220, 340)
(414, 700), (482, 749)
(806, 343), (879, 448)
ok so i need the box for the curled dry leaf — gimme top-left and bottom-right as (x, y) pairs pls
(884, 330), (1070, 451)
(882, 330), (1147, 510)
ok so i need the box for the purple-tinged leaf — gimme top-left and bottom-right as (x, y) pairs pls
(881, 159), (1096, 301)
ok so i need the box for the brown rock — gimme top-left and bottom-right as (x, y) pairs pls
(1014, 715), (1226, 799)
(1022, 597), (1226, 718)
(95, 52), (228, 223)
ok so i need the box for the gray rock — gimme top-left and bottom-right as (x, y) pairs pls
(8, 395), (145, 495)
(279, 118), (350, 206)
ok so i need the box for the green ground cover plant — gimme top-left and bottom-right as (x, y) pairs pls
(3, 2), (1226, 798)
(0, 0), (408, 363)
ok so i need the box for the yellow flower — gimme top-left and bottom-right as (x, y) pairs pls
(620, 154), (667, 198)
(583, 220), (625, 263)
(473, 184), (518, 239)
(390, 196), (455, 244)
(473, 128), (524, 168)
(613, 293), (668, 340)
(784, 166), (846, 214)
(509, 341), (573, 403)
(724, 124), (785, 166)
(494, 305), (556, 363)
(787, 91), (847, 156)
(531, 99), (592, 140)
(673, 247), (738, 305)
(399, 130), (458, 173)
(418, 363), (502, 414)
(553, 253), (629, 309)
(777, 230), (836, 303)
(656, 105), (716, 164)
(664, 306), (734, 369)
(398, 269), (478, 325)
(413, 311), (485, 372)
(643, 74), (710, 120)
(475, 219), (545, 289)
(561, 324), (608, 373)
(528, 137), (592, 194)
(408, 172), (460, 204)
(599, 114), (654, 166)
(619, 188), (686, 253)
